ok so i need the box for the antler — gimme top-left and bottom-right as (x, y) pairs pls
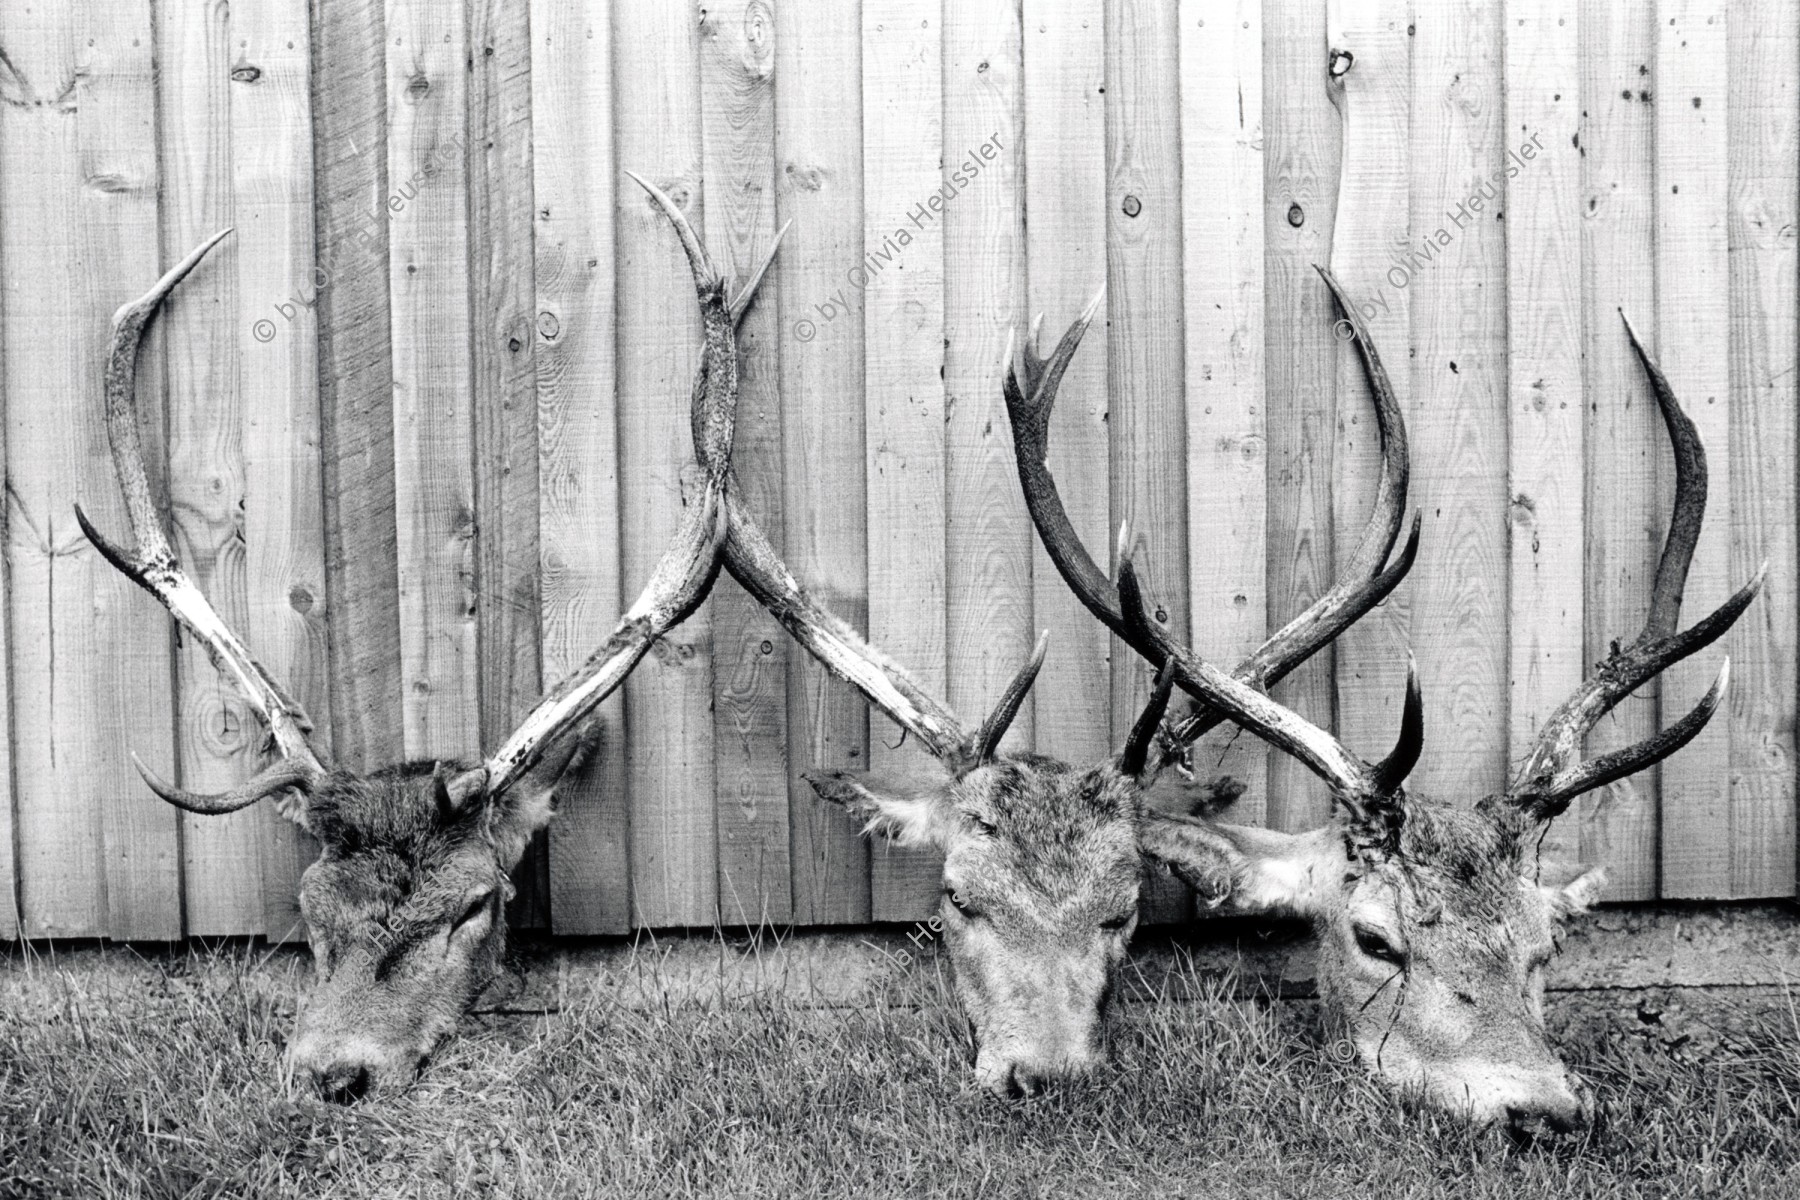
(669, 222), (1084, 779)
(709, 477), (1052, 776)
(76, 229), (328, 817)
(1503, 314), (1765, 821)
(469, 174), (787, 804)
(1004, 269), (1422, 817)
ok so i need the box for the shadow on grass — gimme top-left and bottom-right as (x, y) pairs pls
(2, 938), (1797, 1199)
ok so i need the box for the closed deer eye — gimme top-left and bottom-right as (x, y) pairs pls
(451, 892), (495, 937)
(1099, 912), (1133, 932)
(1352, 924), (1406, 968)
(945, 888), (981, 919)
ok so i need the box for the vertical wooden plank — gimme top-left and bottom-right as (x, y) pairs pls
(862, 3), (948, 920)
(312, 0), (404, 774)
(1263, 0), (1341, 834)
(1023, 0), (1110, 771)
(1179, 0), (1266, 822)
(777, 0), (872, 925)
(1324, 0), (1411, 792)
(1506, 0), (1585, 869)
(387, 0), (479, 764)
(615, 0), (718, 928)
(700, 0), (792, 928)
(2, 0), (181, 938)
(1655, 0), (1732, 898)
(1105, 0), (1186, 920)
(1725, 0), (1797, 898)
(532, 0), (631, 934)
(234, 0), (331, 941)
(159, 0), (264, 936)
(1405, 0), (1508, 803)
(944, 0), (1029, 858)
(468, 0), (547, 926)
(1579, 0), (1659, 898)
(84, 1), (183, 940)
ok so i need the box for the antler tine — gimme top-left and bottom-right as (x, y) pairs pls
(1118, 658), (1177, 778)
(963, 631), (1051, 769)
(131, 753), (319, 816)
(1507, 315), (1765, 819)
(480, 174), (760, 802)
(78, 229), (327, 818)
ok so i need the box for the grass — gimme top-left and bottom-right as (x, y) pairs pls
(2, 937), (1798, 1199)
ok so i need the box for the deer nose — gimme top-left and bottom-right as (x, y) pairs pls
(1505, 1082), (1592, 1139)
(1001, 1063), (1048, 1100)
(315, 1063), (372, 1105)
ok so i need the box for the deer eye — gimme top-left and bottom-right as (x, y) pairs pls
(945, 888), (980, 919)
(451, 892), (495, 937)
(1099, 912), (1133, 932)
(1352, 924), (1406, 968)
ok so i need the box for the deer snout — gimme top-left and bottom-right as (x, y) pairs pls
(1504, 1077), (1594, 1139)
(290, 1033), (429, 1103)
(977, 1040), (1105, 1101)
(314, 1062), (373, 1105)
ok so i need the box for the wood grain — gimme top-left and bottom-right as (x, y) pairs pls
(776, 0), (872, 925)
(944, 0), (1030, 801)
(1655, 0), (1732, 899)
(1724, 0), (1797, 899)
(1505, 0), (1586, 870)
(701, 0), (792, 928)
(1578, 0), (1659, 899)
(1405, 0), (1508, 804)
(1105, 0), (1187, 921)
(531, 0), (632, 935)
(158, 0), (266, 936)
(1263, 0), (1343, 834)
(1324, 0), (1411, 800)
(615, 0), (719, 928)
(387, 0), (479, 765)
(80, 0), (183, 940)
(311, 0), (403, 775)
(862, 2), (950, 920)
(1023, 0), (1111, 773)
(2, 0), (181, 938)
(1179, 0), (1267, 824)
(469, 0), (548, 927)
(231, 0), (331, 942)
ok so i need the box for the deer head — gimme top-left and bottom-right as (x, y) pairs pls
(684, 273), (1411, 1099)
(79, 191), (777, 1100)
(1014, 283), (1762, 1133)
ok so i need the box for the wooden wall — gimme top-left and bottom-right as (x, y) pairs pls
(0, 0), (1792, 940)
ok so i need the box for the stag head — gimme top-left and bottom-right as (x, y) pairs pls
(283, 733), (594, 1099)
(806, 706), (1163, 1095)
(1120, 308), (1762, 1134)
(80, 194), (774, 1099)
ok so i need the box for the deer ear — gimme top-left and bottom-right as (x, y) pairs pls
(1542, 865), (1608, 918)
(1140, 814), (1343, 919)
(804, 770), (956, 849)
(489, 715), (605, 849)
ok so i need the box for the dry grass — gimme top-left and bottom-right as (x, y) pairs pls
(2, 938), (1797, 1199)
